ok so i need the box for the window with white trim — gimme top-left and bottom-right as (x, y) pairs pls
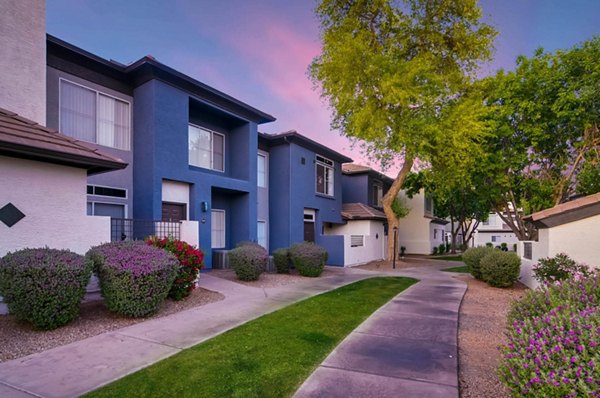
(350, 235), (364, 247)
(491, 235), (500, 243)
(60, 79), (130, 150)
(189, 124), (224, 171)
(424, 197), (433, 215)
(211, 209), (226, 248)
(257, 220), (267, 249)
(257, 153), (267, 187)
(316, 155), (334, 196)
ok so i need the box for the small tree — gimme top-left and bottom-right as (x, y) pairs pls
(310, 0), (496, 259)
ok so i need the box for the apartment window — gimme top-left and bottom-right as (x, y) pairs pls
(316, 155), (334, 196)
(350, 235), (364, 247)
(189, 124), (224, 171)
(257, 220), (267, 249)
(211, 209), (226, 248)
(434, 229), (438, 239)
(60, 79), (130, 150)
(523, 242), (532, 260)
(373, 181), (383, 207)
(87, 185), (127, 198)
(491, 235), (500, 243)
(424, 197), (433, 215)
(257, 153), (267, 187)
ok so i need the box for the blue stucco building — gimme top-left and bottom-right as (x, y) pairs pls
(45, 35), (278, 268)
(259, 132), (352, 266)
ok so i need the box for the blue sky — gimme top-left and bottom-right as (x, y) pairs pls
(46, 0), (600, 170)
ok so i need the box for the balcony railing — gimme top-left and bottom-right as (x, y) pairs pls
(110, 218), (181, 242)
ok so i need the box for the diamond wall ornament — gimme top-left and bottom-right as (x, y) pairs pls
(0, 203), (26, 227)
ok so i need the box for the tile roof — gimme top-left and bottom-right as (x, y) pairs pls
(0, 107), (127, 175)
(525, 192), (600, 228)
(342, 163), (394, 183)
(341, 203), (387, 221)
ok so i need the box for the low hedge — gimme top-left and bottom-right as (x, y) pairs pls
(289, 242), (328, 277)
(273, 248), (290, 274)
(0, 248), (92, 330)
(462, 246), (495, 280)
(228, 243), (268, 281)
(480, 250), (521, 288)
(87, 241), (179, 317)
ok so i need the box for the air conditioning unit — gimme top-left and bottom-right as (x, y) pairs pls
(212, 250), (230, 269)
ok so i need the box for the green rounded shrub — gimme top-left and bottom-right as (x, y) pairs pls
(87, 241), (179, 317)
(462, 246), (495, 280)
(289, 242), (328, 277)
(273, 248), (290, 274)
(228, 243), (267, 281)
(0, 248), (92, 330)
(480, 250), (521, 288)
(438, 243), (446, 255)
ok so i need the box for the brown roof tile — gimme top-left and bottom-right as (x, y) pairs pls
(341, 203), (387, 221)
(0, 107), (127, 175)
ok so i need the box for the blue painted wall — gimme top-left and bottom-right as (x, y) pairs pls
(133, 79), (258, 269)
(341, 174), (369, 204)
(267, 140), (346, 266)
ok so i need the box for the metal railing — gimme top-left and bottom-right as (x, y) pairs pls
(110, 218), (181, 242)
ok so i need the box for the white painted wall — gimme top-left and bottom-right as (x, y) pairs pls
(396, 190), (434, 254)
(325, 220), (386, 266)
(0, 0), (46, 124)
(517, 215), (600, 289)
(0, 156), (110, 256)
(161, 180), (190, 219)
(474, 213), (518, 248)
(180, 220), (199, 248)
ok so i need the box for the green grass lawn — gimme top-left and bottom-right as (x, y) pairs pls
(442, 265), (470, 273)
(85, 277), (417, 398)
(430, 255), (463, 261)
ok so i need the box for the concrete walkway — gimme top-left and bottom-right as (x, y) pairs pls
(0, 261), (466, 398)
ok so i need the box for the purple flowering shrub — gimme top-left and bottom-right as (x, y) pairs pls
(228, 242), (267, 281)
(0, 248), (92, 330)
(500, 273), (600, 396)
(289, 242), (328, 277)
(533, 253), (592, 285)
(87, 241), (179, 317)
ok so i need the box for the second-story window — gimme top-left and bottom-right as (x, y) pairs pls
(424, 196), (433, 216)
(188, 124), (224, 172)
(373, 181), (383, 207)
(257, 153), (267, 187)
(60, 79), (130, 150)
(316, 155), (334, 196)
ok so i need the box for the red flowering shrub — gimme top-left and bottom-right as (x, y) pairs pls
(146, 237), (204, 300)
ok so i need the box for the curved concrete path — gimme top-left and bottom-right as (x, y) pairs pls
(294, 261), (466, 398)
(0, 260), (466, 398)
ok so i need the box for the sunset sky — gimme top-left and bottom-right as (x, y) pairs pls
(47, 0), (600, 173)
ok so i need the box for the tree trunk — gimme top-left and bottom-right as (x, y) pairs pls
(383, 154), (415, 261)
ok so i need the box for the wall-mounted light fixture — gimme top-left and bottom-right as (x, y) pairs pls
(201, 201), (209, 213)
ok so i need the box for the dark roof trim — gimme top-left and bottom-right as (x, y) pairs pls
(525, 193), (600, 228)
(47, 34), (276, 125)
(0, 143), (127, 175)
(259, 131), (353, 163)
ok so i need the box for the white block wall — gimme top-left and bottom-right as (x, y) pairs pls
(0, 0), (46, 124)
(325, 219), (386, 266)
(0, 156), (110, 256)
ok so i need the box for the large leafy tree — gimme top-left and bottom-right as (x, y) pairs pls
(310, 0), (496, 259)
(480, 37), (600, 240)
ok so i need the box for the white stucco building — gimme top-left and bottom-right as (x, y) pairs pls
(473, 212), (519, 250)
(396, 189), (448, 255)
(517, 193), (600, 288)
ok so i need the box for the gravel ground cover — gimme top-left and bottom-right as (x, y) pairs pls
(209, 268), (339, 288)
(0, 287), (224, 363)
